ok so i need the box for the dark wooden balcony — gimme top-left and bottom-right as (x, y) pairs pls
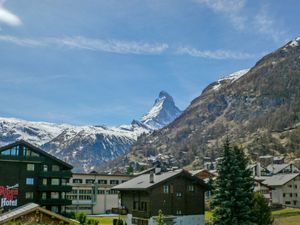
(39, 199), (72, 205)
(132, 210), (150, 218)
(38, 184), (72, 192)
(39, 170), (72, 178)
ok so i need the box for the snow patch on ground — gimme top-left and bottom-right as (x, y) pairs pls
(212, 69), (250, 91)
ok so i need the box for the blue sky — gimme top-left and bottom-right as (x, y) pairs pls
(0, 0), (299, 125)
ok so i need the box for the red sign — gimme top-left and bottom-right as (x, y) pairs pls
(0, 184), (19, 207)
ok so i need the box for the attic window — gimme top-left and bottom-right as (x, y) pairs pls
(23, 147), (39, 157)
(0, 146), (20, 156)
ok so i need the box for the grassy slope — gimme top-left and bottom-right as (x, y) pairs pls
(87, 216), (126, 225)
(205, 208), (300, 224)
(273, 208), (300, 225)
(86, 209), (300, 225)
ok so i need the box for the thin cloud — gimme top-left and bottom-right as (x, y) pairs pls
(0, 35), (42, 46)
(0, 34), (259, 60)
(254, 7), (287, 43)
(50, 36), (169, 55)
(177, 46), (255, 60)
(194, 0), (288, 42)
(194, 0), (246, 30)
(0, 35), (169, 55)
(0, 1), (22, 26)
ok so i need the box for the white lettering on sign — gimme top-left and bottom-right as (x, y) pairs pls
(0, 184), (19, 208)
(1, 198), (18, 207)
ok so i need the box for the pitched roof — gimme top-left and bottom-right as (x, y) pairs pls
(189, 169), (216, 176)
(266, 164), (292, 174)
(113, 169), (208, 191)
(261, 173), (299, 187)
(0, 140), (72, 169)
(0, 203), (79, 224)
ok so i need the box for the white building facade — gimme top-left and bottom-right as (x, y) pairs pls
(66, 173), (133, 214)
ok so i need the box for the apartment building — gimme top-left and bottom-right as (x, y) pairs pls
(66, 172), (133, 214)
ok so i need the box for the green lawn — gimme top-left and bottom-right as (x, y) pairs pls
(87, 216), (126, 225)
(86, 209), (300, 225)
(272, 208), (300, 225)
(205, 208), (300, 224)
(272, 208), (300, 217)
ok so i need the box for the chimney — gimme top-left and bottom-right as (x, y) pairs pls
(150, 171), (154, 183)
(256, 162), (261, 177)
(155, 167), (161, 175)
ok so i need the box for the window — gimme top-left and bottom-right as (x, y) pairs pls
(122, 180), (128, 183)
(43, 165), (48, 172)
(61, 192), (66, 199)
(110, 180), (119, 185)
(294, 200), (297, 205)
(26, 178), (34, 185)
(295, 193), (298, 197)
(176, 192), (183, 197)
(71, 190), (77, 194)
(0, 146), (19, 156)
(79, 195), (92, 200)
(283, 193), (286, 197)
(86, 179), (95, 184)
(285, 201), (291, 205)
(133, 201), (139, 210)
(51, 192), (59, 199)
(52, 165), (60, 171)
(51, 206), (59, 213)
(73, 179), (83, 184)
(79, 189), (92, 194)
(176, 210), (182, 215)
(23, 147), (39, 157)
(42, 193), (47, 200)
(51, 178), (60, 185)
(0, 149), (10, 155)
(289, 185), (293, 188)
(98, 180), (107, 184)
(42, 178), (47, 185)
(98, 190), (105, 194)
(295, 185), (298, 189)
(25, 192), (33, 199)
(188, 185), (195, 192)
(290, 193), (293, 197)
(140, 202), (147, 211)
(163, 185), (169, 194)
(31, 151), (39, 157)
(61, 179), (68, 185)
(27, 164), (35, 171)
(10, 146), (19, 156)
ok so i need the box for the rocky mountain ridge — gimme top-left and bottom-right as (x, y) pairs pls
(123, 37), (300, 169)
(0, 91), (182, 172)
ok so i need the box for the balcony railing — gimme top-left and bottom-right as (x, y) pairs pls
(39, 199), (72, 205)
(39, 170), (72, 178)
(132, 210), (150, 218)
(38, 184), (72, 192)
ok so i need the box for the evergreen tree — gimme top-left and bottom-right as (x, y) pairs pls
(252, 192), (273, 225)
(156, 210), (166, 225)
(211, 139), (254, 225)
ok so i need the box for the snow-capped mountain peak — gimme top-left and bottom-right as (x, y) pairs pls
(0, 91), (182, 172)
(141, 91), (182, 129)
